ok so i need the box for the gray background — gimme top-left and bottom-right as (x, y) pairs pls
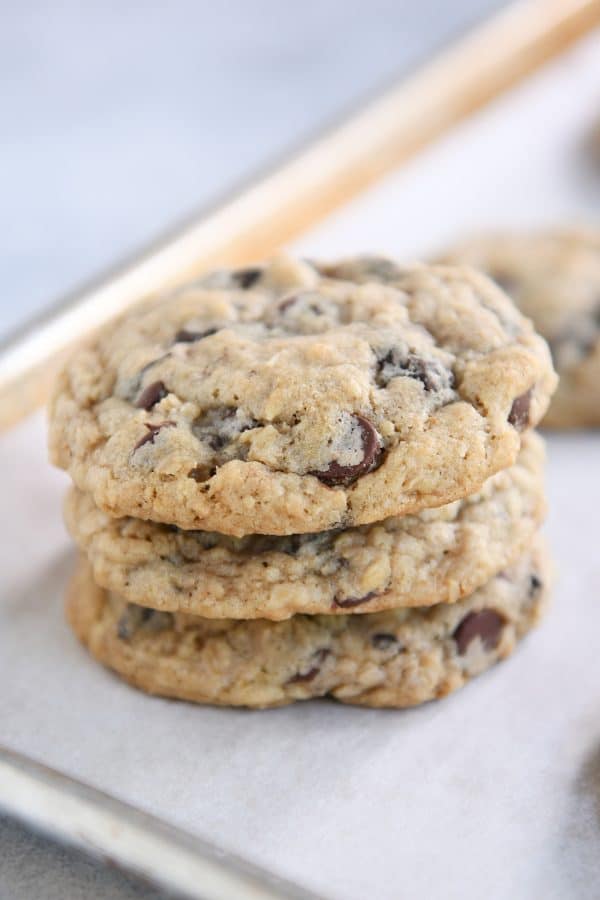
(1, 0), (505, 343)
(1, 1), (505, 897)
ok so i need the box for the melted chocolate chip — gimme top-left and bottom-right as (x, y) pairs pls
(187, 465), (214, 483)
(133, 420), (176, 451)
(314, 415), (383, 487)
(529, 574), (543, 596)
(174, 327), (220, 343)
(118, 605), (146, 640)
(203, 411), (235, 451)
(277, 295), (300, 314)
(277, 293), (328, 316)
(374, 347), (454, 392)
(123, 354), (170, 402)
(371, 633), (398, 650)
(287, 648), (331, 684)
(508, 388), (533, 431)
(453, 609), (505, 655)
(334, 591), (377, 609)
(117, 605), (173, 640)
(233, 267), (262, 289)
(193, 407), (257, 451)
(279, 533), (310, 556)
(271, 291), (342, 332)
(135, 380), (168, 410)
(287, 666), (320, 684)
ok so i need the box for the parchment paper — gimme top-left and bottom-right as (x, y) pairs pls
(2, 29), (600, 900)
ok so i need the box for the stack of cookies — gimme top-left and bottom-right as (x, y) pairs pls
(49, 254), (557, 708)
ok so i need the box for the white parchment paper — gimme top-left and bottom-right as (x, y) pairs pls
(2, 29), (600, 900)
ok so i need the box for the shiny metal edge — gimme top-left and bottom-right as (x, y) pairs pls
(0, 746), (319, 900)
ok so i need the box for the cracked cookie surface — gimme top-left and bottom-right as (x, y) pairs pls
(439, 229), (600, 428)
(49, 254), (556, 535)
(66, 539), (550, 709)
(65, 433), (546, 620)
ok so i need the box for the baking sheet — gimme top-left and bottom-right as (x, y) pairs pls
(2, 27), (600, 900)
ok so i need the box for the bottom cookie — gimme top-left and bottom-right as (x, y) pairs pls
(67, 540), (549, 709)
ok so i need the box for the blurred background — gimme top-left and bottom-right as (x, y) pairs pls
(2, 0), (544, 898)
(0, 0), (507, 344)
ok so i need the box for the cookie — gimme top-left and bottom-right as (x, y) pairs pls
(438, 229), (600, 428)
(64, 433), (545, 620)
(66, 539), (549, 709)
(49, 255), (556, 535)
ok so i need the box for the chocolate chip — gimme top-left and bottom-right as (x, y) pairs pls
(192, 266), (263, 291)
(334, 591), (377, 609)
(271, 291), (342, 331)
(453, 609), (505, 655)
(117, 605), (172, 640)
(193, 407), (257, 452)
(313, 415), (383, 486)
(232, 267), (262, 289)
(188, 408), (259, 478)
(187, 465), (214, 483)
(287, 666), (319, 684)
(277, 293), (328, 316)
(374, 347), (455, 392)
(287, 648), (330, 684)
(529, 574), (543, 596)
(133, 420), (176, 451)
(174, 327), (220, 343)
(277, 295), (300, 314)
(118, 605), (145, 640)
(279, 533), (311, 556)
(508, 388), (532, 431)
(194, 407), (235, 450)
(135, 380), (167, 410)
(121, 355), (170, 402)
(371, 633), (398, 650)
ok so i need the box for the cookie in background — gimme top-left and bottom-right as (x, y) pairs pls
(438, 228), (600, 428)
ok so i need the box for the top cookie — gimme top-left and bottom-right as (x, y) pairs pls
(49, 254), (556, 535)
(439, 229), (600, 428)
